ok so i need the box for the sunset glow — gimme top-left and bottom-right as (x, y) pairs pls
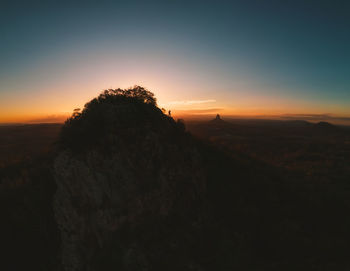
(1, 1), (349, 124)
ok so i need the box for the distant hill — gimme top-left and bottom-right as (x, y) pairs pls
(284, 119), (313, 127)
(208, 114), (234, 128)
(314, 121), (336, 129)
(210, 114), (225, 123)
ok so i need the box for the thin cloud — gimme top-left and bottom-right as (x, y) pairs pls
(173, 108), (223, 114)
(168, 99), (216, 105)
(277, 113), (350, 125)
(28, 114), (69, 123)
(281, 113), (350, 121)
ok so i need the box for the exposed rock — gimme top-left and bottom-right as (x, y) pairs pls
(53, 87), (206, 271)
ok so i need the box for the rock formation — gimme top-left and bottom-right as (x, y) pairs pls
(53, 87), (206, 271)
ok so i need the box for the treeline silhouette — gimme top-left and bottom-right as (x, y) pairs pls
(59, 86), (184, 152)
(0, 86), (349, 270)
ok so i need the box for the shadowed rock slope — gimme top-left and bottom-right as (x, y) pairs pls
(54, 87), (206, 271)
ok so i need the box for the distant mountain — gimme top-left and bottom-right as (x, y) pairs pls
(284, 120), (313, 127)
(310, 121), (341, 135)
(314, 121), (335, 129)
(209, 114), (226, 124)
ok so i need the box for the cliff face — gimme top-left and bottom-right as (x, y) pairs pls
(53, 88), (206, 271)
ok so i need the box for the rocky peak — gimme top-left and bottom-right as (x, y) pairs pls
(54, 87), (206, 271)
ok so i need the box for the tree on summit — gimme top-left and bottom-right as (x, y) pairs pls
(97, 85), (157, 106)
(59, 86), (176, 151)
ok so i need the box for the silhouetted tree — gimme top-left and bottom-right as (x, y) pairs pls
(59, 86), (174, 151)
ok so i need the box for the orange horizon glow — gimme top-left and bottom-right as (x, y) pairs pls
(1, 84), (350, 125)
(1, 64), (349, 125)
(2, 106), (350, 126)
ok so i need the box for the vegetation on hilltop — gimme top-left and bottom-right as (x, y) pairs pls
(59, 86), (185, 152)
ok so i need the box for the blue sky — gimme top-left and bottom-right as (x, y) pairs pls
(1, 0), (349, 122)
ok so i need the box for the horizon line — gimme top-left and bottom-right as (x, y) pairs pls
(2, 113), (350, 126)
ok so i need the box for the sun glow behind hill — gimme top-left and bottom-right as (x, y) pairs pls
(0, 1), (349, 124)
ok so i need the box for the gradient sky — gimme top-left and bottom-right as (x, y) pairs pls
(1, 0), (349, 123)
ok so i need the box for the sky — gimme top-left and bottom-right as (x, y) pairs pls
(0, 0), (349, 124)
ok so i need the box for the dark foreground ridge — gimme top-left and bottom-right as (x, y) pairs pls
(54, 86), (206, 270)
(1, 86), (350, 271)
